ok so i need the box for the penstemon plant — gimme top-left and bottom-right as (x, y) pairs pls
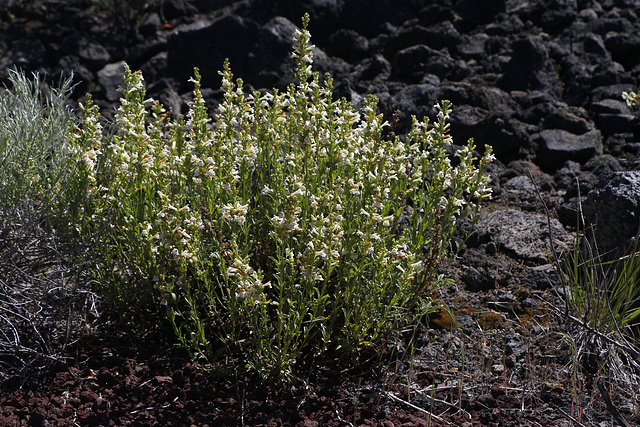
(69, 14), (494, 383)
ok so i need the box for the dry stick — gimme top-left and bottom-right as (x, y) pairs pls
(0, 301), (49, 353)
(543, 301), (640, 359)
(527, 170), (569, 315)
(597, 377), (632, 427)
(557, 406), (588, 427)
(129, 402), (172, 415)
(383, 391), (451, 425)
(334, 408), (354, 427)
(410, 385), (473, 419)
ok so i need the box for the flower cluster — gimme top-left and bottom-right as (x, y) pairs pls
(226, 255), (271, 302)
(74, 95), (102, 188)
(623, 90), (640, 110)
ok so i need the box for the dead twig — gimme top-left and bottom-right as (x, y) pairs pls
(384, 391), (452, 425)
(557, 406), (588, 427)
(597, 377), (632, 427)
(546, 300), (640, 360)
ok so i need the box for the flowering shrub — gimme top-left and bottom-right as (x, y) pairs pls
(69, 15), (493, 382)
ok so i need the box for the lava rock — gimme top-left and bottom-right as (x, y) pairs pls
(78, 39), (111, 70)
(351, 54), (392, 82)
(384, 21), (461, 58)
(542, 107), (593, 135)
(461, 265), (495, 292)
(473, 208), (573, 264)
(536, 129), (603, 171)
(449, 105), (528, 162)
(604, 32), (640, 69)
(328, 29), (369, 62)
(454, 0), (506, 25)
(499, 35), (549, 91)
(97, 61), (126, 102)
(583, 171), (640, 258)
(167, 14), (262, 90)
(591, 83), (636, 103)
(596, 113), (638, 137)
(0, 38), (47, 72)
(392, 44), (458, 82)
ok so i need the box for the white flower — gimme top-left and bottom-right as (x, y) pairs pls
(315, 248), (328, 260)
(338, 149), (348, 164)
(221, 202), (249, 225)
(141, 222), (152, 238)
(348, 179), (361, 195)
(363, 242), (374, 255)
(410, 260), (424, 270)
(271, 213), (285, 226)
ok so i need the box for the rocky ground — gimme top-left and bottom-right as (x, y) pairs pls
(1, 0), (640, 425)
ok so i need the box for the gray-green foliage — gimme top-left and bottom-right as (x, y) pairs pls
(0, 69), (100, 384)
(0, 69), (76, 229)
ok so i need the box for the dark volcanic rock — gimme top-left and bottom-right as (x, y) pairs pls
(591, 98), (639, 137)
(473, 208), (573, 264)
(454, 0), (506, 25)
(96, 61), (126, 102)
(450, 106), (529, 162)
(328, 29), (370, 62)
(2, 38), (47, 70)
(392, 44), (461, 82)
(384, 20), (462, 58)
(499, 36), (553, 92)
(76, 37), (112, 70)
(536, 129), (604, 171)
(167, 13), (348, 92)
(604, 31), (640, 70)
(167, 14), (262, 90)
(583, 171), (640, 258)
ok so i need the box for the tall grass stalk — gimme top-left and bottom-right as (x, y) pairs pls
(562, 235), (640, 342)
(553, 186), (640, 417)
